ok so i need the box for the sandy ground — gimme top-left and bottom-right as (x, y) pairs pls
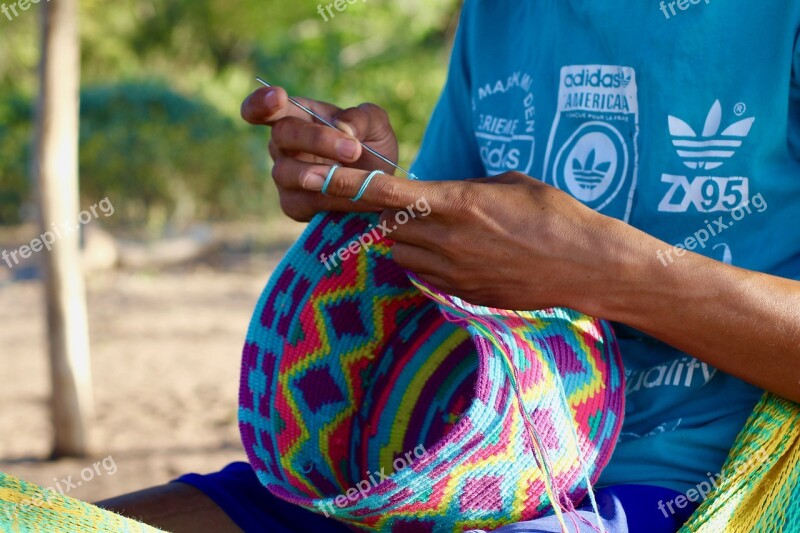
(0, 222), (303, 504)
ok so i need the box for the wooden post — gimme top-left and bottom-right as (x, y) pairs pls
(33, 0), (94, 458)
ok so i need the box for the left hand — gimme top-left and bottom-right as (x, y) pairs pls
(300, 164), (640, 314)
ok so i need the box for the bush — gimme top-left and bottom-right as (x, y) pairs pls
(0, 95), (33, 225)
(0, 83), (275, 232)
(79, 83), (274, 233)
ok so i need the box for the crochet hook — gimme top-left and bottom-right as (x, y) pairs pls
(256, 77), (417, 180)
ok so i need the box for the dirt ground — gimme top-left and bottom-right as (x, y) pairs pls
(0, 222), (304, 504)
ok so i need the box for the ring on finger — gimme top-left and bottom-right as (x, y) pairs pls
(352, 170), (385, 202)
(321, 164), (341, 196)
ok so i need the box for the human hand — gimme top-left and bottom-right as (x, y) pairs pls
(241, 86), (399, 221)
(295, 166), (648, 315)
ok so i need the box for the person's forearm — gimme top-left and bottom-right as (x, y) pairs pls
(594, 219), (800, 402)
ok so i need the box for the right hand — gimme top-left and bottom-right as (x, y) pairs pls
(241, 86), (399, 222)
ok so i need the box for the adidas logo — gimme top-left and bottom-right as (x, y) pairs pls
(668, 100), (754, 170)
(564, 68), (631, 89)
(571, 149), (611, 190)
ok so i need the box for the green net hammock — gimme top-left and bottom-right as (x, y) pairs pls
(680, 392), (800, 533)
(0, 473), (164, 532)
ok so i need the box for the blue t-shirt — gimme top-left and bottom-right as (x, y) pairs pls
(411, 0), (800, 494)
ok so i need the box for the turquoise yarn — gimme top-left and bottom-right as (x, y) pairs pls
(352, 170), (384, 202)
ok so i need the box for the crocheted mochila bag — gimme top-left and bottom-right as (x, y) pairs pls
(239, 212), (625, 532)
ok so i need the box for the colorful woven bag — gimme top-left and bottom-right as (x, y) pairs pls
(239, 212), (625, 532)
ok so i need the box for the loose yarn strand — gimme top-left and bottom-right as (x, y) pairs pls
(462, 313), (574, 533)
(537, 317), (605, 532)
(515, 311), (605, 533)
(552, 368), (605, 533)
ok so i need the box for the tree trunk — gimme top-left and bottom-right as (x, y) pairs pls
(33, 0), (94, 458)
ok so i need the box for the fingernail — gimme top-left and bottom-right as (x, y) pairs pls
(264, 89), (278, 108)
(335, 121), (355, 137)
(303, 172), (326, 191)
(337, 139), (359, 160)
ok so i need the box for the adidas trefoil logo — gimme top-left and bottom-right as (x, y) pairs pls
(571, 149), (612, 190)
(668, 100), (754, 170)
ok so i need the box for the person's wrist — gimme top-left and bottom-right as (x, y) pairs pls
(578, 216), (663, 322)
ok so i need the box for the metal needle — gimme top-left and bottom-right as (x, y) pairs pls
(256, 77), (417, 180)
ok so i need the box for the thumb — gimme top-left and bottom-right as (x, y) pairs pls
(334, 103), (395, 145)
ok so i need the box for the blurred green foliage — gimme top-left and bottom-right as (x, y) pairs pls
(0, 94), (30, 224)
(79, 83), (273, 233)
(0, 0), (461, 229)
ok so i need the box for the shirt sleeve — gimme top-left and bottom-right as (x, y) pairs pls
(788, 29), (800, 161)
(410, 1), (485, 182)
